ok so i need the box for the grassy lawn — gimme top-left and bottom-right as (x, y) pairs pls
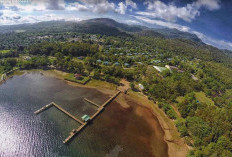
(86, 79), (117, 90)
(176, 96), (185, 103)
(0, 50), (11, 54)
(195, 91), (214, 106)
(72, 58), (84, 63)
(177, 92), (214, 106)
(48, 56), (56, 63)
(65, 74), (90, 85)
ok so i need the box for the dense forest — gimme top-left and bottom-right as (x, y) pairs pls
(0, 18), (232, 156)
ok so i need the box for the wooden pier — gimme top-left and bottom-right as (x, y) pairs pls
(84, 98), (100, 108)
(34, 91), (121, 144)
(102, 91), (121, 107)
(52, 102), (84, 125)
(63, 122), (87, 144)
(34, 103), (53, 114)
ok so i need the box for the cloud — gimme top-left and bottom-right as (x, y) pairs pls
(0, 9), (82, 25)
(137, 0), (221, 22)
(73, 0), (116, 14)
(0, 0), (136, 15)
(115, 2), (127, 14)
(134, 16), (191, 32)
(126, 0), (137, 9)
(193, 31), (232, 50)
(66, 0), (133, 15)
(195, 0), (221, 10)
(125, 19), (140, 24)
(0, 10), (22, 25)
(46, 0), (65, 10)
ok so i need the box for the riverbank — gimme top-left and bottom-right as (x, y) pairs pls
(8, 69), (188, 156)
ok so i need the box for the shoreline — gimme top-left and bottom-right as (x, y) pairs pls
(8, 69), (188, 157)
(125, 90), (189, 157)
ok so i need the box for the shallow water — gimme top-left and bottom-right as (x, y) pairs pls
(0, 72), (168, 157)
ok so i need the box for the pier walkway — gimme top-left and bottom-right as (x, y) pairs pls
(84, 98), (100, 108)
(34, 91), (121, 144)
(52, 102), (84, 125)
(34, 103), (53, 114)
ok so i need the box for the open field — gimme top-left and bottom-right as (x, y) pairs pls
(0, 50), (11, 54)
(195, 91), (214, 106)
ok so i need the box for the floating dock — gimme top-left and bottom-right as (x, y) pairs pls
(34, 91), (121, 144)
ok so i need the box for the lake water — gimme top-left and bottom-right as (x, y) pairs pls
(0, 72), (168, 157)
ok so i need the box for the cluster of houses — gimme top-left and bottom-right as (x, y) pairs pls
(153, 65), (199, 81)
(96, 59), (132, 68)
(153, 65), (184, 73)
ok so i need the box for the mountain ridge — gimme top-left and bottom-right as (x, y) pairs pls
(0, 18), (203, 43)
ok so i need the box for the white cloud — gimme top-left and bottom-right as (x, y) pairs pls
(195, 0), (221, 10)
(125, 19), (140, 24)
(134, 16), (191, 32)
(66, 0), (130, 15)
(193, 31), (232, 50)
(70, 0), (116, 14)
(0, 0), (138, 15)
(138, 0), (221, 22)
(116, 2), (127, 14)
(126, 0), (137, 9)
(0, 10), (82, 25)
(66, 2), (89, 11)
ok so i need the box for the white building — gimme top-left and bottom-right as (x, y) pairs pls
(139, 84), (144, 90)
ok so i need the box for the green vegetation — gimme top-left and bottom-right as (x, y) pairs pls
(0, 50), (10, 54)
(195, 92), (214, 106)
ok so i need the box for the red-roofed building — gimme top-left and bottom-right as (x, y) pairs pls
(74, 74), (82, 80)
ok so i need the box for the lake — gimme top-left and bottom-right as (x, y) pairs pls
(0, 72), (168, 157)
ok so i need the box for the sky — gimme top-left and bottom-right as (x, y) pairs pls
(0, 0), (232, 50)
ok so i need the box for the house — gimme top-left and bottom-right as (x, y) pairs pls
(124, 63), (130, 68)
(81, 114), (90, 122)
(153, 66), (167, 73)
(139, 84), (144, 90)
(103, 61), (110, 65)
(23, 56), (31, 60)
(114, 62), (120, 66)
(151, 60), (161, 64)
(96, 59), (102, 63)
(165, 65), (178, 71)
(74, 73), (82, 80)
(165, 65), (184, 73)
(77, 56), (84, 60)
(191, 74), (199, 81)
